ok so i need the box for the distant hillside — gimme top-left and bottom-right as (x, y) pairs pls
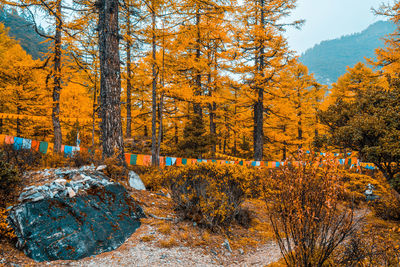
(0, 9), (49, 59)
(300, 21), (396, 84)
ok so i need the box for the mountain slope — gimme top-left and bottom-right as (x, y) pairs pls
(300, 20), (396, 84)
(0, 9), (49, 59)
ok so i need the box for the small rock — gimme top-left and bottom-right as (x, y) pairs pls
(128, 171), (146, 190)
(210, 249), (218, 256)
(67, 187), (76, 198)
(160, 254), (168, 259)
(193, 222), (197, 226)
(238, 248), (244, 255)
(54, 178), (67, 186)
(222, 239), (232, 253)
(96, 165), (107, 171)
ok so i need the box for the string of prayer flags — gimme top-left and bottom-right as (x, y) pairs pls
(0, 134), (379, 171)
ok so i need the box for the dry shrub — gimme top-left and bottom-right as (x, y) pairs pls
(140, 168), (167, 191)
(372, 189), (400, 221)
(265, 155), (359, 266)
(337, 218), (400, 266)
(166, 164), (248, 231)
(0, 144), (43, 173)
(42, 153), (67, 168)
(0, 158), (20, 208)
(103, 154), (128, 182)
(67, 149), (101, 167)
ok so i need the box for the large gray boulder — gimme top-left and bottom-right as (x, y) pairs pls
(7, 168), (146, 262)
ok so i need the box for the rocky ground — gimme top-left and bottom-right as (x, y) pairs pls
(0, 167), (284, 266)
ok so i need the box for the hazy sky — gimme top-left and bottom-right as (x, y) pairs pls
(285, 0), (393, 54)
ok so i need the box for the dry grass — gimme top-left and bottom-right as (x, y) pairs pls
(140, 234), (156, 242)
(159, 237), (178, 248)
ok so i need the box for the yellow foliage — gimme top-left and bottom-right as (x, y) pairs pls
(0, 208), (15, 240)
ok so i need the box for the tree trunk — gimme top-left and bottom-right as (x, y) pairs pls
(253, 0), (264, 161)
(208, 70), (216, 155)
(98, 0), (125, 163)
(193, 8), (202, 118)
(16, 105), (21, 136)
(297, 89), (302, 150)
(157, 93), (163, 162)
(52, 0), (62, 153)
(126, 14), (132, 138)
(151, 2), (159, 166)
(92, 73), (97, 147)
(156, 26), (165, 166)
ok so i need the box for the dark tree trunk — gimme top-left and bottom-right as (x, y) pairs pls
(297, 89), (302, 150)
(151, 2), (158, 166)
(174, 123), (178, 144)
(52, 0), (62, 153)
(16, 105), (21, 136)
(253, 0), (264, 161)
(282, 124), (287, 161)
(126, 14), (132, 138)
(157, 93), (163, 162)
(253, 93), (263, 160)
(209, 101), (216, 155)
(98, 0), (125, 163)
(193, 8), (202, 119)
(208, 71), (216, 155)
(92, 73), (98, 147)
(156, 28), (165, 166)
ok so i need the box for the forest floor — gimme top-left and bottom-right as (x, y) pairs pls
(0, 171), (284, 266)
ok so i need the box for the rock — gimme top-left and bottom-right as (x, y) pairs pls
(238, 248), (244, 255)
(54, 178), (67, 186)
(66, 187), (76, 198)
(8, 171), (146, 262)
(222, 239), (232, 253)
(96, 165), (107, 171)
(128, 171), (146, 190)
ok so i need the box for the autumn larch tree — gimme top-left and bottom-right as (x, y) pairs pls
(1, 0), (66, 152)
(234, 0), (301, 161)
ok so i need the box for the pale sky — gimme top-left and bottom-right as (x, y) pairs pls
(285, 0), (394, 54)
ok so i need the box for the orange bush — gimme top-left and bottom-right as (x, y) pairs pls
(165, 164), (250, 230)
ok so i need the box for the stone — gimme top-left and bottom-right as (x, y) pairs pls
(66, 187), (76, 198)
(128, 171), (146, 190)
(8, 172), (146, 262)
(54, 178), (67, 186)
(96, 165), (107, 171)
(222, 239), (232, 253)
